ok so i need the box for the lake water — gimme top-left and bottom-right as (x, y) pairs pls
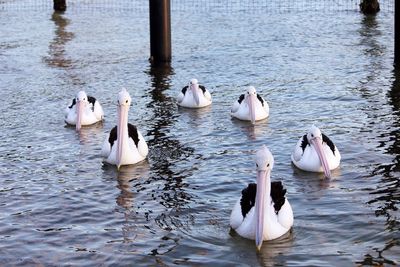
(0, 0), (399, 266)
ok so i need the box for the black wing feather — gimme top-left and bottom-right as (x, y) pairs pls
(270, 181), (286, 214)
(322, 133), (336, 155)
(199, 85), (207, 94)
(237, 94), (245, 104)
(181, 86), (189, 95)
(68, 98), (76, 109)
(300, 134), (309, 153)
(240, 183), (257, 217)
(128, 123), (140, 147)
(108, 126), (117, 147)
(256, 94), (264, 106)
(240, 181), (287, 217)
(88, 96), (96, 112)
(108, 124), (140, 148)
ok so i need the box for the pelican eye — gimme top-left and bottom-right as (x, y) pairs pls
(256, 163), (259, 168)
(267, 163), (270, 167)
(125, 100), (128, 104)
(311, 134), (314, 137)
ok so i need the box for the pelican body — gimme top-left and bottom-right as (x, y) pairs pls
(230, 146), (293, 250)
(101, 88), (148, 168)
(177, 78), (212, 108)
(291, 125), (341, 179)
(65, 91), (104, 131)
(231, 86), (269, 124)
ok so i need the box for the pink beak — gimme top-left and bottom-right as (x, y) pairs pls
(191, 85), (200, 106)
(255, 169), (268, 250)
(116, 105), (128, 170)
(76, 100), (84, 131)
(248, 94), (256, 124)
(311, 137), (331, 179)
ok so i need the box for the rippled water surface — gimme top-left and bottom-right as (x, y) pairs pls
(1, 1), (399, 266)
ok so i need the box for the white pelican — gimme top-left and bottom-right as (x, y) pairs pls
(291, 125), (341, 179)
(230, 145), (293, 250)
(65, 91), (104, 131)
(101, 88), (148, 169)
(231, 86), (269, 124)
(177, 78), (212, 108)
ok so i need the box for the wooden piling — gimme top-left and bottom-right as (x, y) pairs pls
(149, 0), (171, 63)
(360, 0), (380, 14)
(396, 0), (400, 66)
(53, 0), (66, 12)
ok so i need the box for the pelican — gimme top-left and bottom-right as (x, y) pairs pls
(291, 125), (341, 179)
(65, 91), (104, 131)
(231, 86), (269, 124)
(177, 78), (212, 108)
(101, 88), (148, 169)
(230, 145), (293, 250)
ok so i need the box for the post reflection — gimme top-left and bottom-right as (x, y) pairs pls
(45, 12), (74, 69)
(145, 62), (196, 228)
(44, 11), (82, 86)
(355, 13), (400, 266)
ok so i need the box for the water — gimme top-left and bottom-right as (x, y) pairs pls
(0, 1), (399, 266)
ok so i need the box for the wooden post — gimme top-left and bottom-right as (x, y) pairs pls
(360, 0), (380, 14)
(396, 0), (400, 66)
(149, 0), (171, 63)
(53, 0), (66, 12)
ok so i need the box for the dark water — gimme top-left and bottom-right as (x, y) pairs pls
(0, 1), (399, 266)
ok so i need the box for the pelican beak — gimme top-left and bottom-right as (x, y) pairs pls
(116, 105), (128, 170)
(255, 169), (268, 250)
(248, 94), (256, 124)
(192, 85), (200, 106)
(311, 137), (331, 179)
(76, 100), (84, 131)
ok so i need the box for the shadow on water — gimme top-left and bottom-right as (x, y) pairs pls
(355, 14), (400, 266)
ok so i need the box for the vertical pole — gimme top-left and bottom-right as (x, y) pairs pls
(396, 0), (400, 66)
(149, 0), (171, 63)
(53, 0), (66, 12)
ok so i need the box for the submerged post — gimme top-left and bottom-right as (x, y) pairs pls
(149, 0), (171, 63)
(396, 0), (400, 66)
(53, 0), (66, 12)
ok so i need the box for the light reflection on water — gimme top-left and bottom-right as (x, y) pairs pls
(0, 1), (399, 266)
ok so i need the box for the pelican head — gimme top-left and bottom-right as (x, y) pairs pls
(255, 145), (274, 250)
(307, 125), (331, 179)
(246, 86), (257, 124)
(75, 91), (88, 131)
(189, 78), (200, 106)
(116, 88), (132, 170)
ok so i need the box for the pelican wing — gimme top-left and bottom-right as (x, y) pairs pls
(204, 90), (212, 102)
(291, 135), (306, 162)
(93, 101), (104, 121)
(101, 126), (117, 157)
(137, 130), (149, 158)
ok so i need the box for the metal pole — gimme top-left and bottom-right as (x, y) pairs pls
(53, 0), (66, 12)
(396, 0), (400, 66)
(149, 0), (171, 63)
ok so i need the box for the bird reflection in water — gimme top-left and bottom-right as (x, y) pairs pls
(231, 119), (266, 141)
(115, 163), (150, 210)
(115, 162), (150, 244)
(256, 233), (294, 267)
